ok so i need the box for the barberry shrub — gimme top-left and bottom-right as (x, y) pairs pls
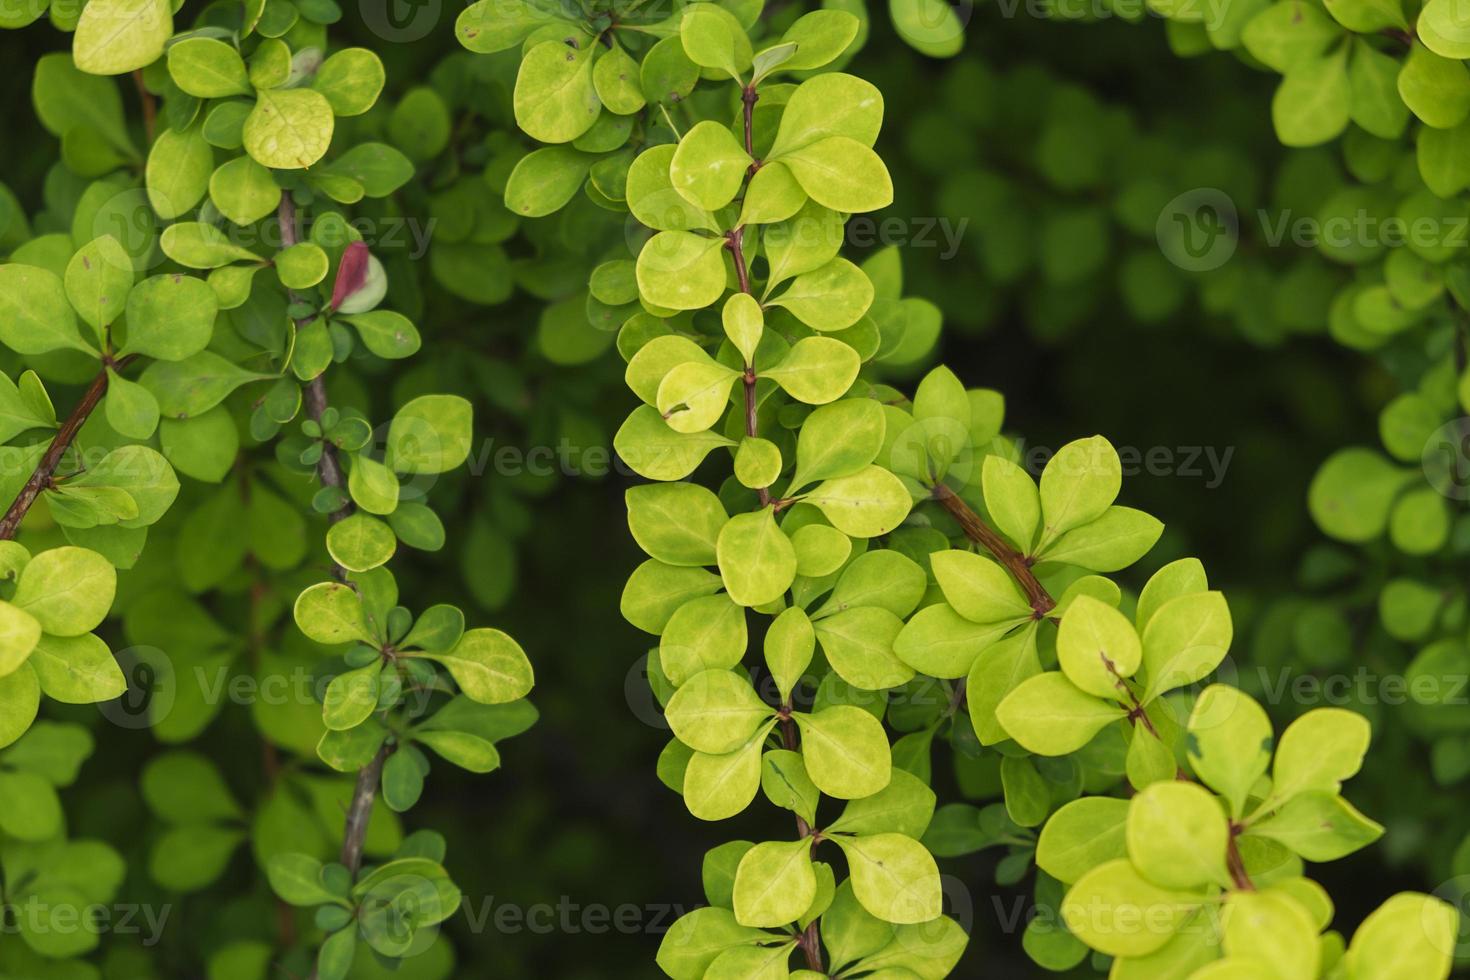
(0, 1), (536, 977)
(0, 0), (1462, 975)
(469, 2), (1465, 978)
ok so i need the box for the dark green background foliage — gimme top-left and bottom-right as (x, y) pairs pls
(0, 0), (1464, 976)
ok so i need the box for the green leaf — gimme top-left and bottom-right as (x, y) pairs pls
(656, 907), (773, 979)
(1038, 435), (1121, 548)
(625, 482), (728, 566)
(1272, 50), (1351, 147)
(1349, 39), (1409, 139)
(1341, 893), (1457, 980)
(209, 156), (282, 226)
(0, 664), (40, 749)
(385, 394), (473, 475)
(793, 704), (890, 799)
(73, 0), (171, 75)
(160, 222), (261, 268)
(1185, 684), (1271, 818)
(732, 839), (816, 927)
(1324, 0), (1405, 31)
(829, 768), (935, 838)
(412, 628), (533, 704)
(1270, 708), (1370, 802)
(996, 672), (1126, 756)
(313, 48), (384, 116)
(514, 38), (600, 144)
(64, 236), (133, 338)
(684, 730), (767, 821)
(734, 438), (782, 489)
(167, 37), (251, 98)
(789, 398), (885, 491)
(1061, 859), (1205, 958)
(1140, 590), (1234, 705)
(1040, 506), (1163, 572)
(657, 359), (740, 434)
(805, 465), (912, 538)
(0, 770), (62, 840)
(1220, 890), (1320, 980)
(1036, 796), (1129, 884)
(780, 137), (894, 214)
(29, 633), (125, 704)
(1127, 780), (1230, 891)
(1399, 42), (1470, 129)
(769, 258), (874, 332)
(620, 558), (723, 637)
(69, 445), (179, 528)
(266, 853), (339, 906)
(815, 607), (913, 690)
(1136, 557), (1208, 632)
(771, 73), (884, 157)
(141, 350), (272, 417)
(765, 606), (814, 701)
(347, 455), (399, 515)
(1247, 790), (1383, 861)
(326, 514), (397, 572)
(738, 162), (807, 226)
(12, 546), (114, 637)
(930, 549), (1030, 624)
(778, 10), (861, 71)
(660, 594), (747, 686)
(964, 624), (1041, 740)
(244, 88), (335, 170)
(666, 668), (772, 754)
(122, 272), (218, 361)
(680, 3), (752, 78)
(0, 601), (42, 677)
(322, 662), (381, 731)
(627, 145), (719, 233)
(505, 145), (595, 217)
(0, 264), (97, 356)
(671, 121), (751, 212)
(833, 832), (941, 925)
(294, 581), (374, 646)
(1241, 0), (1340, 72)
(636, 231), (728, 311)
(1056, 594), (1141, 700)
(982, 455), (1040, 551)
(593, 42), (645, 114)
(717, 509), (797, 607)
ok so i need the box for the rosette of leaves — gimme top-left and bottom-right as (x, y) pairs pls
(1030, 684), (1455, 976)
(266, 835), (462, 980)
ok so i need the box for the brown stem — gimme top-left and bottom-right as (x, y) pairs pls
(797, 920), (823, 971)
(727, 230), (752, 294)
(740, 85), (759, 169)
(932, 483), (1054, 617)
(339, 744), (390, 875)
(132, 70), (156, 144)
(279, 197), (354, 569)
(1226, 826), (1254, 891)
(277, 195), (378, 882)
(0, 357), (137, 541)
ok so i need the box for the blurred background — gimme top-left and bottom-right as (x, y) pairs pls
(1, 1), (1460, 976)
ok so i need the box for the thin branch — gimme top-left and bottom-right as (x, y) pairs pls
(340, 744), (391, 875)
(279, 196), (354, 571)
(0, 357), (137, 541)
(931, 483), (1055, 617)
(131, 70), (156, 144)
(278, 195), (378, 883)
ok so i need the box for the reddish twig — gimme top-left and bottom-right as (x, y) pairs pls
(932, 483), (1055, 617)
(0, 356), (137, 541)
